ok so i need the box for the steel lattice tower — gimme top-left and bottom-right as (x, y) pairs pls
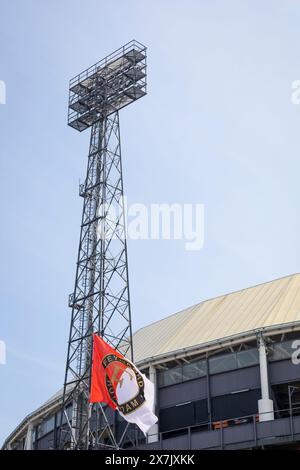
(58, 41), (147, 450)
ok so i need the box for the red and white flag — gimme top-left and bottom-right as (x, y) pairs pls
(90, 333), (158, 434)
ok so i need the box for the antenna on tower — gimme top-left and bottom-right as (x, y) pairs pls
(58, 40), (147, 450)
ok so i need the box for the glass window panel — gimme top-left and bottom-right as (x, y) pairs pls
(157, 373), (164, 387)
(158, 349), (261, 387)
(56, 410), (62, 424)
(37, 416), (55, 438)
(237, 349), (259, 368)
(37, 423), (44, 439)
(209, 352), (237, 374)
(44, 416), (55, 434)
(56, 409), (69, 425)
(66, 405), (72, 419)
(182, 360), (207, 380)
(158, 359), (208, 388)
(269, 340), (295, 362)
(158, 366), (183, 387)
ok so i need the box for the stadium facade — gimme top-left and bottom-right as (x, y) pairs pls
(3, 273), (300, 450)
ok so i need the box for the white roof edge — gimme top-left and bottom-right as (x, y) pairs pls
(136, 320), (300, 368)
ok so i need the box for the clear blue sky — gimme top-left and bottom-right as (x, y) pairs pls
(1, 0), (300, 444)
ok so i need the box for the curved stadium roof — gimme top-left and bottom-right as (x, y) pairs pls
(4, 274), (300, 449)
(133, 273), (300, 365)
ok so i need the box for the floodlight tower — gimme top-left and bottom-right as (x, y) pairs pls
(59, 41), (147, 450)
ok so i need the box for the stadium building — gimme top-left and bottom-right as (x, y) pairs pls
(3, 273), (300, 450)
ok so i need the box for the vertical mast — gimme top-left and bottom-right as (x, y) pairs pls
(58, 41), (147, 450)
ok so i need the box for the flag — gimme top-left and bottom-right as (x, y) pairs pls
(90, 333), (158, 434)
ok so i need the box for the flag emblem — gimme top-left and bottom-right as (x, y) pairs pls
(102, 354), (146, 415)
(90, 334), (158, 434)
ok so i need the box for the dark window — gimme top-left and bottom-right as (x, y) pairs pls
(159, 399), (208, 432)
(212, 389), (260, 421)
(195, 399), (208, 423)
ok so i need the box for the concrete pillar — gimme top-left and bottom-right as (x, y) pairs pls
(147, 365), (159, 443)
(257, 333), (274, 422)
(24, 422), (34, 450)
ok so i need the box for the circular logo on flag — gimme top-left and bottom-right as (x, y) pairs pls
(102, 354), (146, 415)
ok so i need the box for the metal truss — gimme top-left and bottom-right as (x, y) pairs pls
(59, 112), (134, 449)
(58, 41), (147, 450)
